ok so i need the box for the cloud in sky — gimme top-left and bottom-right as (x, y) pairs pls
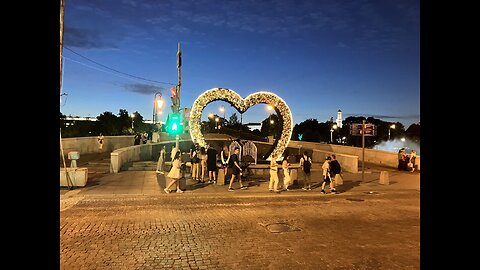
(124, 83), (164, 95)
(66, 0), (418, 51)
(344, 113), (420, 120)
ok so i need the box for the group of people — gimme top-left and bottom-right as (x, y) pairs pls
(268, 151), (340, 194)
(397, 148), (417, 172)
(162, 143), (247, 193)
(134, 132), (149, 145)
(162, 143), (342, 194)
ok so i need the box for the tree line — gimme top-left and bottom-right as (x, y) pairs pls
(60, 110), (420, 148)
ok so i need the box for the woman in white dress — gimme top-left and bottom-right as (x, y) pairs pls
(164, 151), (184, 193)
(282, 154), (291, 191)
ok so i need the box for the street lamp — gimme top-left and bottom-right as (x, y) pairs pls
(388, 124), (396, 140)
(266, 105), (274, 135)
(131, 113), (135, 129)
(153, 92), (164, 125)
(219, 105), (225, 118)
(215, 117), (220, 131)
(330, 124), (338, 143)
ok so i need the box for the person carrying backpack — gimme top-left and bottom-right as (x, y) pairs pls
(329, 154), (342, 186)
(300, 151), (312, 190)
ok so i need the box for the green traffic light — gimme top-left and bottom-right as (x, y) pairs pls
(166, 113), (183, 136)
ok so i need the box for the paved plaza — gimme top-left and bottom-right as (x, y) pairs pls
(60, 164), (420, 269)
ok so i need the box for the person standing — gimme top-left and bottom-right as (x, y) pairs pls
(409, 150), (417, 172)
(199, 146), (207, 183)
(156, 145), (166, 173)
(134, 133), (141, 145)
(142, 132), (148, 144)
(170, 144), (178, 161)
(228, 147), (247, 191)
(220, 145), (230, 179)
(268, 153), (279, 192)
(206, 143), (218, 184)
(398, 148), (406, 170)
(164, 151), (184, 193)
(321, 156), (337, 194)
(282, 152), (291, 191)
(329, 154), (342, 183)
(300, 151), (312, 190)
(97, 133), (104, 151)
(190, 143), (200, 182)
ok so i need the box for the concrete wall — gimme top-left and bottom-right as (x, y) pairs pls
(60, 168), (88, 187)
(61, 135), (135, 154)
(109, 135), (415, 174)
(288, 140), (420, 171)
(311, 149), (358, 173)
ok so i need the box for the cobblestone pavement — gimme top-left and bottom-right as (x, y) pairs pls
(60, 190), (419, 269)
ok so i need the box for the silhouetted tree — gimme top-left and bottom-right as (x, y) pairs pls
(260, 114), (279, 137)
(96, 111), (119, 135)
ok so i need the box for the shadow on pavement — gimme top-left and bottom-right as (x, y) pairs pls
(336, 180), (361, 192)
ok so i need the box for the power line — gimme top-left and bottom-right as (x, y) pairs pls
(63, 46), (177, 86)
(63, 56), (163, 85)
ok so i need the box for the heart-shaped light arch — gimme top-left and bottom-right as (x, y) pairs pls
(189, 87), (293, 159)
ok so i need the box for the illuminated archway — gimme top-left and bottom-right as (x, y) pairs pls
(189, 87), (293, 159)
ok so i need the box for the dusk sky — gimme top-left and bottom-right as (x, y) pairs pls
(61, 0), (420, 128)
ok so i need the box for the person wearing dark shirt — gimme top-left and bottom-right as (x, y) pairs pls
(190, 143), (200, 181)
(228, 147), (247, 191)
(206, 143), (218, 184)
(329, 154), (341, 180)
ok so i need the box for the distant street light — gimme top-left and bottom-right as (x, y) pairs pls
(388, 124), (396, 140)
(153, 92), (164, 125)
(401, 137), (406, 142)
(131, 113), (135, 129)
(219, 105), (225, 128)
(219, 105), (225, 118)
(270, 119), (274, 124)
(330, 124), (338, 143)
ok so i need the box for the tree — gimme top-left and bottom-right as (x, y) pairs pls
(96, 111), (119, 135)
(228, 113), (240, 126)
(405, 123), (420, 142)
(130, 111), (146, 132)
(260, 114), (279, 137)
(118, 109), (133, 134)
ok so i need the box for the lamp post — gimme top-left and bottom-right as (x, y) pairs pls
(219, 105), (225, 121)
(131, 113), (135, 129)
(153, 92), (164, 125)
(388, 124), (396, 140)
(330, 124), (338, 143)
(267, 105), (274, 136)
(215, 117), (220, 132)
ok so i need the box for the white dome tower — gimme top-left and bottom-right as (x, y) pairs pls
(336, 109), (343, 128)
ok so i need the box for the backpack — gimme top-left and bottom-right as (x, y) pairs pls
(303, 157), (311, 173)
(330, 160), (341, 174)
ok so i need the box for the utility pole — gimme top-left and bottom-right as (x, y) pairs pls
(362, 120), (365, 181)
(175, 42), (182, 150)
(60, 0), (65, 92)
(59, 0), (74, 189)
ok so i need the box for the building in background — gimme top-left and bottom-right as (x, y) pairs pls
(336, 109), (343, 128)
